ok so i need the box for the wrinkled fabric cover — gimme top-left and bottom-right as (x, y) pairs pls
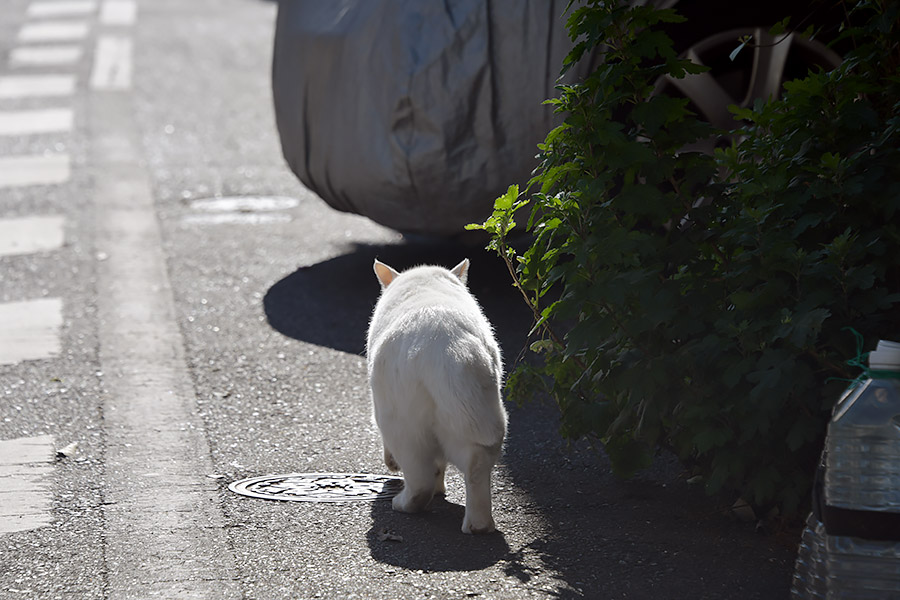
(272, 0), (587, 236)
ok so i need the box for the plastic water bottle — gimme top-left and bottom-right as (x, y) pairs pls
(791, 339), (900, 598)
(791, 512), (828, 598)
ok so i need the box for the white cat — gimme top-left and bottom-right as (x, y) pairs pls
(367, 258), (507, 534)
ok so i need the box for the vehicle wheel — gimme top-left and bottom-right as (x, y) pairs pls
(656, 3), (843, 151)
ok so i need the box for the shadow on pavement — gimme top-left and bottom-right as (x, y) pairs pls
(366, 497), (516, 573)
(263, 239), (531, 359)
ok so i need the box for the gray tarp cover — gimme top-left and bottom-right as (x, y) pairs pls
(272, 0), (587, 236)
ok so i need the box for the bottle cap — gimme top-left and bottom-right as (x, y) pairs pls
(868, 339), (900, 371)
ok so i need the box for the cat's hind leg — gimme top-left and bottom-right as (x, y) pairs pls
(392, 457), (437, 514)
(460, 443), (501, 534)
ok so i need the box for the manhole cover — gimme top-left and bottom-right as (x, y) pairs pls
(228, 472), (404, 503)
(181, 196), (300, 226)
(181, 213), (292, 226)
(190, 196), (300, 212)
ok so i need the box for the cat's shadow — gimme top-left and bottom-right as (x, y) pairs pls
(366, 495), (519, 573)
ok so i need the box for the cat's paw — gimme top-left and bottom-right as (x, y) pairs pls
(392, 488), (432, 513)
(461, 514), (495, 535)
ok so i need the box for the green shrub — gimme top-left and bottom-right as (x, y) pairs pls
(469, 0), (900, 517)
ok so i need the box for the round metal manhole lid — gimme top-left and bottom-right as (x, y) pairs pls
(181, 196), (301, 226)
(228, 472), (403, 503)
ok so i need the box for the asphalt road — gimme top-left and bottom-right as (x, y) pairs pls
(0, 0), (798, 598)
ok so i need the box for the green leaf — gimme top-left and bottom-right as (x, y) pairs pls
(694, 427), (732, 455)
(530, 339), (559, 354)
(727, 105), (756, 121)
(786, 414), (822, 452)
(494, 185), (519, 211)
(632, 95), (690, 135)
(769, 17), (791, 37)
(820, 151), (841, 170)
(604, 437), (654, 479)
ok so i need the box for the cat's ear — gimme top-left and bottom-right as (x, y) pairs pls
(450, 258), (470, 285)
(373, 260), (400, 288)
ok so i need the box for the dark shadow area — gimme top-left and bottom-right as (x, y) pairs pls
(499, 404), (798, 598)
(263, 239), (532, 359)
(366, 496), (516, 573)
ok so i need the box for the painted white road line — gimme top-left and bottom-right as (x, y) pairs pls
(9, 45), (82, 67)
(0, 155), (70, 188)
(0, 435), (55, 534)
(27, 0), (97, 18)
(18, 21), (90, 43)
(0, 216), (65, 257)
(100, 0), (136, 26)
(0, 75), (76, 98)
(0, 298), (63, 365)
(0, 108), (73, 136)
(91, 36), (132, 91)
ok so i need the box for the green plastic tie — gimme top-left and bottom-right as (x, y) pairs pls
(833, 328), (900, 388)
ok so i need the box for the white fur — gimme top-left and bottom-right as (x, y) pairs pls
(367, 259), (507, 534)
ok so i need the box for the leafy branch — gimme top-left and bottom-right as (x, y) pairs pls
(469, 0), (900, 518)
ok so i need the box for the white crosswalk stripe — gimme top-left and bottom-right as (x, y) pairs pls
(0, 154), (71, 188)
(0, 74), (76, 98)
(0, 435), (56, 534)
(0, 215), (66, 257)
(91, 34), (131, 90)
(27, 1), (98, 18)
(0, 108), (73, 136)
(18, 21), (90, 42)
(100, 0), (136, 26)
(0, 298), (64, 365)
(9, 45), (83, 67)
